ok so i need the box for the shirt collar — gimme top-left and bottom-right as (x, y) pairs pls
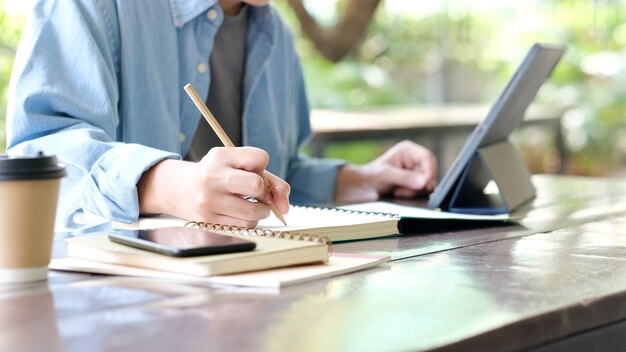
(169, 0), (218, 27)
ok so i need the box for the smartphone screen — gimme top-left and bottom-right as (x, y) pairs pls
(108, 227), (256, 257)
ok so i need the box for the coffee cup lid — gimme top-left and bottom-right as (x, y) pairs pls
(0, 152), (67, 180)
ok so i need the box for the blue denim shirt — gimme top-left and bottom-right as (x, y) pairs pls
(7, 0), (343, 226)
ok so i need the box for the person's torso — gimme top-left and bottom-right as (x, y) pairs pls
(185, 5), (247, 161)
(113, 0), (305, 177)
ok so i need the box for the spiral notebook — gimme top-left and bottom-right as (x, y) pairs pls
(65, 226), (331, 276)
(112, 201), (515, 243)
(112, 205), (403, 242)
(189, 206), (402, 241)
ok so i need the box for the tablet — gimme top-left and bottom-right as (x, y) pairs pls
(427, 43), (566, 214)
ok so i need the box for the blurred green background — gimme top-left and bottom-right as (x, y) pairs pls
(1, 0), (626, 176)
(0, 0), (23, 154)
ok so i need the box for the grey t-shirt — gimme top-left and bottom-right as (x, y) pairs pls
(186, 6), (248, 161)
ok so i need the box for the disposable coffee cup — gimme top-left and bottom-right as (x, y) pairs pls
(0, 153), (66, 283)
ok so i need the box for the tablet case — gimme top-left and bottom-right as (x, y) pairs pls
(427, 43), (565, 214)
(447, 140), (535, 214)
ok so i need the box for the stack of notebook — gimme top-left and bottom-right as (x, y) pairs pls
(51, 208), (391, 287)
(52, 202), (511, 287)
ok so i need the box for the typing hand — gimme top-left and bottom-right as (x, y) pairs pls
(335, 140), (437, 203)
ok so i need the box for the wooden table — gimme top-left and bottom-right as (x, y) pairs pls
(2, 175), (626, 352)
(310, 104), (566, 173)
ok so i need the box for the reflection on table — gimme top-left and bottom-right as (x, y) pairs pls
(2, 174), (626, 351)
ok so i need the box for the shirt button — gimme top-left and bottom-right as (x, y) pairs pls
(207, 9), (218, 21)
(179, 133), (186, 143)
(197, 63), (207, 74)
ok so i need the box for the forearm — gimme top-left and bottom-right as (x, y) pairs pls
(334, 165), (378, 204)
(137, 159), (193, 215)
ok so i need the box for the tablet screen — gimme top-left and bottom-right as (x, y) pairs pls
(428, 43), (565, 211)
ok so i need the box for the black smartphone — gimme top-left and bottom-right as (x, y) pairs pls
(108, 227), (256, 257)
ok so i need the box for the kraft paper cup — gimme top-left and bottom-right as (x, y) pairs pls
(0, 154), (66, 284)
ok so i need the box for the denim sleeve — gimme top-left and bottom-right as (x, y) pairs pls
(286, 56), (346, 205)
(6, 0), (178, 224)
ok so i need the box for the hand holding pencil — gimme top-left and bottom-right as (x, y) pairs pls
(184, 83), (289, 225)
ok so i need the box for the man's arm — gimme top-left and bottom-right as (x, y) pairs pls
(7, 0), (178, 224)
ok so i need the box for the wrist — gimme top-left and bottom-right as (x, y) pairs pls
(137, 159), (193, 215)
(334, 164), (378, 203)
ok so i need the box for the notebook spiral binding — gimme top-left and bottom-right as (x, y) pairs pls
(184, 221), (333, 252)
(294, 205), (398, 219)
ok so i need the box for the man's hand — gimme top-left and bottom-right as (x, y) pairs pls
(335, 140), (437, 203)
(138, 147), (290, 228)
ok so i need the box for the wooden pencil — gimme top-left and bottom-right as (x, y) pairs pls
(184, 83), (287, 226)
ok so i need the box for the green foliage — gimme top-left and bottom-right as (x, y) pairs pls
(1, 2), (625, 174)
(278, 1), (626, 174)
(0, 6), (24, 153)
(545, 3), (626, 174)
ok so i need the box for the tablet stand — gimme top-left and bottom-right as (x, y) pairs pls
(447, 140), (536, 214)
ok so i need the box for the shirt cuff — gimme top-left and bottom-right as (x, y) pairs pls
(287, 157), (346, 205)
(82, 143), (180, 223)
